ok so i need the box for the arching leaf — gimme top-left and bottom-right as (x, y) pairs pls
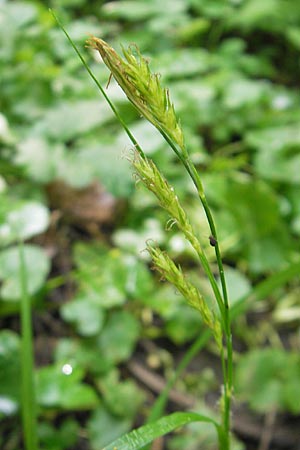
(100, 411), (220, 450)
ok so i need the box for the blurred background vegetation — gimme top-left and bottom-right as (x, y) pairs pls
(1, 0), (300, 449)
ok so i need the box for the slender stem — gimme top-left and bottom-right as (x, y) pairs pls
(201, 195), (229, 310)
(155, 129), (229, 316)
(178, 156), (233, 448)
(180, 157), (228, 308)
(155, 130), (227, 321)
(140, 100), (233, 449)
(55, 20), (233, 446)
(19, 242), (39, 450)
(196, 248), (226, 322)
(50, 10), (145, 159)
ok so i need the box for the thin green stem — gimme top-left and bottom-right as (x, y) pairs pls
(19, 242), (39, 450)
(180, 159), (233, 449)
(155, 128), (229, 319)
(152, 129), (227, 324)
(180, 157), (228, 308)
(200, 195), (229, 310)
(55, 20), (233, 446)
(196, 249), (225, 321)
(50, 10), (145, 159)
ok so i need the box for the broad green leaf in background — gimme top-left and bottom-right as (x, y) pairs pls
(36, 364), (99, 410)
(231, 258), (300, 320)
(54, 338), (109, 375)
(152, 49), (211, 80)
(101, 1), (160, 21)
(223, 78), (270, 109)
(16, 137), (134, 195)
(118, 119), (167, 155)
(140, 284), (186, 319)
(222, 267), (251, 306)
(32, 100), (114, 141)
(273, 288), (300, 324)
(0, 1), (38, 40)
(74, 244), (128, 308)
(248, 125), (300, 184)
(56, 312), (141, 374)
(74, 243), (153, 306)
(0, 200), (49, 246)
(97, 311), (140, 366)
(101, 0), (186, 23)
(226, 0), (300, 37)
(15, 138), (64, 183)
(170, 80), (215, 130)
(38, 419), (79, 450)
(61, 297), (105, 336)
(189, 0), (232, 19)
(113, 218), (165, 257)
(204, 173), (292, 272)
(287, 26), (300, 49)
(0, 113), (13, 143)
(285, 185), (300, 235)
(165, 306), (202, 345)
(235, 348), (300, 414)
(88, 405), (132, 450)
(0, 244), (50, 301)
(96, 369), (145, 418)
(0, 330), (20, 417)
(72, 143), (133, 196)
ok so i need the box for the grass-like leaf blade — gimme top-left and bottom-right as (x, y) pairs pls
(101, 411), (220, 450)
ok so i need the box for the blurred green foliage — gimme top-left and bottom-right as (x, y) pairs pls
(1, 0), (300, 448)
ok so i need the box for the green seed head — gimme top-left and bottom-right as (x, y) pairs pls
(147, 244), (222, 349)
(133, 152), (202, 253)
(87, 37), (185, 152)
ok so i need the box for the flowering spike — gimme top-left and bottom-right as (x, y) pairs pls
(87, 37), (185, 152)
(147, 244), (222, 350)
(132, 151), (202, 254)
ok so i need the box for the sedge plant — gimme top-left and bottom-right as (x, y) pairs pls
(54, 13), (233, 450)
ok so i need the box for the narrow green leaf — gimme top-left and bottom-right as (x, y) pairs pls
(101, 411), (219, 450)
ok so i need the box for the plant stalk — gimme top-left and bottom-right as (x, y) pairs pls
(50, 10), (145, 159)
(185, 160), (233, 449)
(56, 22), (233, 447)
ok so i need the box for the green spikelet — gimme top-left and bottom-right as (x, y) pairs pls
(87, 37), (185, 152)
(147, 244), (223, 350)
(132, 151), (201, 254)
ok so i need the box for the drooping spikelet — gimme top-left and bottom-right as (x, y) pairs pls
(132, 151), (201, 254)
(87, 37), (185, 153)
(147, 244), (222, 350)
